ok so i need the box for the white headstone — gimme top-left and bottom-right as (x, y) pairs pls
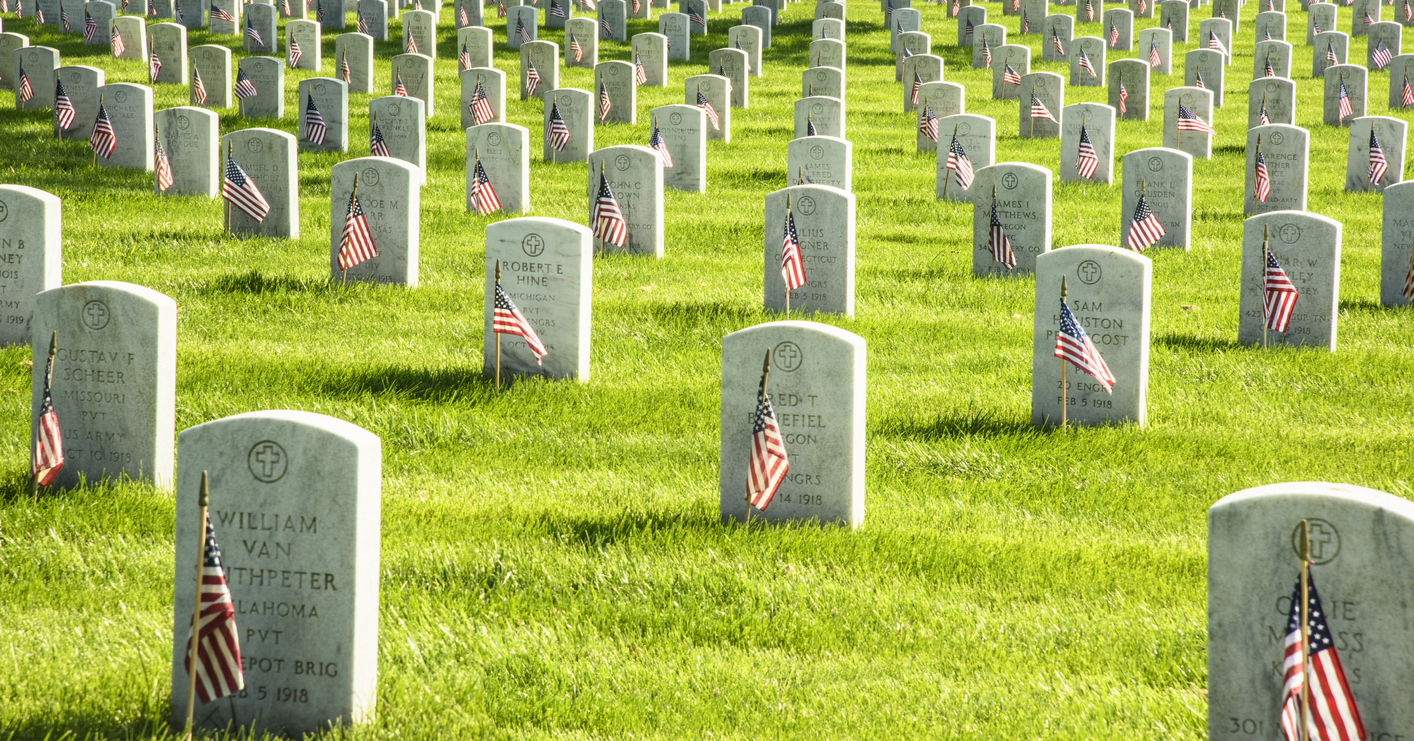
(809, 37), (845, 70)
(460, 67), (505, 130)
(599, 0), (627, 41)
(1041, 14), (1074, 62)
(223, 128), (299, 238)
(286, 19), (321, 71)
(1238, 211), (1341, 350)
(1060, 102), (1114, 184)
(1120, 146), (1192, 250)
(1158, 1), (1187, 42)
(14, 46), (57, 113)
(1325, 64), (1367, 126)
(330, 157), (420, 285)
(1314, 31), (1349, 77)
(154, 106), (219, 197)
(0, 34), (28, 93)
(894, 30), (929, 81)
(1162, 86), (1213, 159)
(649, 105), (705, 193)
(1184, 48), (1226, 106)
(483, 217), (593, 381)
(299, 77), (348, 153)
(402, 8), (436, 56)
(660, 11), (690, 58)
(1198, 18), (1232, 64)
(1254, 10), (1286, 42)
(368, 95), (425, 184)
(686, 73), (730, 141)
(84, 2), (116, 41)
(1248, 77), (1295, 129)
(564, 18), (597, 68)
(901, 54), (942, 112)
(1069, 35), (1105, 86)
(391, 53), (433, 117)
(586, 145), (663, 257)
(189, 44), (232, 109)
(148, 23), (188, 85)
(1019, 71), (1063, 138)
(458, 25), (493, 69)
(1382, 180), (1414, 306)
(467, 123), (530, 212)
(972, 163), (1051, 277)
(741, 5), (769, 47)
(1108, 59), (1148, 121)
(1346, 115), (1406, 193)
(801, 65), (844, 100)
(631, 33), (668, 87)
(55, 65), (103, 141)
(793, 95), (843, 139)
(0, 185), (61, 346)
(594, 60), (636, 125)
(1137, 27), (1172, 75)
(763, 185), (854, 317)
(1246, 124), (1308, 215)
(96, 83), (154, 171)
(728, 24), (762, 76)
(544, 88), (592, 162)
(335, 33), (373, 94)
(992, 44), (1030, 100)
(112, 16), (147, 61)
(1106, 7), (1135, 48)
(238, 56), (284, 120)
(356, 0), (386, 37)
(935, 114), (994, 203)
(787, 135), (851, 191)
(971, 23), (1006, 69)
(709, 47), (748, 108)
(519, 40), (558, 100)
(1309, 3), (1336, 45)
(244, 3), (278, 54)
(1352, 0), (1379, 35)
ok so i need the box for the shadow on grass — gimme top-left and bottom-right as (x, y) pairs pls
(647, 300), (758, 330)
(536, 509), (719, 548)
(1153, 332), (1245, 352)
(1, 715), (294, 741)
(875, 410), (1047, 441)
(200, 270), (328, 295)
(316, 363), (505, 402)
(1339, 297), (1387, 313)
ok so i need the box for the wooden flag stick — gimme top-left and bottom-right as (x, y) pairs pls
(1299, 518), (1312, 741)
(495, 258), (503, 388)
(1060, 275), (1069, 429)
(598, 159), (606, 259)
(784, 194), (792, 314)
(1263, 223), (1270, 349)
(550, 94), (558, 164)
(224, 140), (232, 237)
(989, 185), (998, 278)
(30, 331), (57, 499)
(342, 172), (359, 286)
(1029, 84), (1036, 138)
(94, 94), (103, 167)
(183, 471), (211, 741)
(941, 123), (958, 199)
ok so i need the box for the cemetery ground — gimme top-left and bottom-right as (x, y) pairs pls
(2, 0), (1414, 738)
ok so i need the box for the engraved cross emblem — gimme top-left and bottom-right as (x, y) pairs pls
(254, 443), (283, 477)
(1307, 522), (1335, 560)
(83, 301), (110, 330)
(1079, 262), (1101, 283)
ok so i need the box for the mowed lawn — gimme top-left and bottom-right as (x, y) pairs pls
(2, 0), (1413, 737)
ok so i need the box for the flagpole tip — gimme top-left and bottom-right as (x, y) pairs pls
(47, 331), (57, 357)
(199, 470), (209, 507)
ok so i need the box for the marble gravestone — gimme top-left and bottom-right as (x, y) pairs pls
(14, 47), (58, 112)
(329, 158), (420, 285)
(483, 218), (593, 381)
(154, 107), (219, 197)
(172, 0), (204, 27)
(585, 146), (664, 257)
(1163, 87), (1214, 159)
(631, 33), (669, 87)
(816, 1), (844, 21)
(245, 4), (278, 54)
(661, 12), (690, 59)
(1254, 10), (1285, 42)
(1019, 72), (1063, 139)
(1184, 49), (1225, 106)
(741, 6), (770, 48)
(1198, 18), (1232, 65)
(958, 7), (986, 48)
(1381, 181), (1414, 306)
(1245, 124), (1309, 215)
(564, 19), (597, 69)
(188, 45), (231, 109)
(85, 3), (117, 43)
(683, 0), (707, 32)
(286, 20), (321, 71)
(1104, 8), (1133, 50)
(209, 0), (240, 33)
(1069, 36), (1105, 87)
(1390, 55), (1414, 107)
(916, 81), (964, 121)
(317, 0), (349, 30)
(402, 9), (436, 58)
(543, 89), (592, 163)
(599, 0), (627, 42)
(889, 7), (921, 53)
(1031, 247), (1151, 427)
(1136, 28), (1172, 76)
(170, 410), (380, 737)
(1060, 103), (1114, 184)
(1209, 0), (1239, 33)
(728, 25), (762, 77)
(971, 162), (1052, 277)
(95, 83), (153, 172)
(687, 74), (730, 141)
(649, 105), (706, 193)
(368, 96), (425, 184)
(935, 114), (994, 203)
(1238, 211), (1341, 350)
(901, 54), (942, 112)
(787, 135), (851, 192)
(147, 24), (187, 86)
(458, 26), (493, 70)
(1309, 3), (1336, 44)
(1020, 0), (1046, 26)
(1109, 59), (1149, 121)
(802, 66), (844, 101)
(1346, 116), (1406, 193)
(1126, 0), (1150, 19)
(357, 0), (388, 39)
(545, 0), (571, 26)
(520, 41), (559, 101)
(1120, 146), (1192, 250)
(1367, 22), (1402, 71)
(895, 31), (929, 82)
(299, 78), (349, 153)
(238, 57), (284, 120)
(391, 54), (434, 117)
(0, 34), (28, 92)
(466, 123), (530, 212)
(335, 34), (373, 94)
(763, 185), (855, 318)
(0, 186), (62, 346)
(1324, 64), (1366, 126)
(1253, 40), (1292, 81)
(992, 45), (1030, 101)
(971, 24), (1005, 70)
(54, 66), (103, 142)
(1041, 15), (1073, 62)
(30, 281), (176, 488)
(1158, 1), (1187, 43)
(223, 128), (298, 239)
(112, 16), (147, 62)
(719, 321), (866, 528)
(594, 62), (636, 125)
(810, 38), (845, 71)
(794, 96), (843, 139)
(709, 48), (749, 108)
(1352, 0), (1379, 36)
(1209, 483), (1414, 740)
(1314, 32), (1349, 78)
(506, 5), (535, 49)
(461, 68), (506, 129)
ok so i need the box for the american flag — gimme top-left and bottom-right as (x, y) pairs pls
(1259, 98), (1271, 126)
(525, 59), (540, 96)
(192, 66), (207, 105)
(16, 63), (31, 105)
(155, 133), (174, 192)
(580, 0), (594, 10)
(1314, 19), (1322, 34)
(357, 8), (369, 33)
(245, 16), (263, 47)
(1177, 104), (1215, 134)
(288, 37), (302, 68)
(1051, 28), (1064, 54)
(592, 171), (627, 247)
(903, 45), (913, 60)
(34, 3), (41, 21)
(516, 16), (530, 43)
(224, 153), (271, 222)
(1327, 41), (1339, 67)
(745, 369), (788, 511)
(84, 11), (96, 41)
(1003, 62), (1022, 85)
(1084, 0), (1093, 20)
(950, 0), (958, 16)
(1263, 25), (1271, 40)
(494, 282), (547, 364)
(1373, 39), (1393, 69)
(1364, 9), (1375, 28)
(150, 50), (163, 83)
(316, 0), (322, 21)
(1265, 54), (1278, 77)
(698, 91), (719, 130)
(1109, 19), (1118, 46)
(1136, 0), (1145, 13)
(570, 34), (582, 62)
(498, 0), (506, 16)
(370, 120), (389, 156)
(988, 201), (1016, 269)
(459, 43), (472, 70)
(634, 52), (647, 85)
(648, 121), (672, 167)
(1076, 122), (1098, 178)
(210, 2), (234, 21)
(340, 51), (351, 82)
(459, 2), (468, 24)
(1118, 76), (1128, 114)
(470, 158), (501, 215)
(965, 20), (974, 41)
(31, 352), (64, 487)
(550, 0), (564, 17)
(1279, 574), (1365, 741)
(547, 100), (570, 150)
(60, 7), (68, 29)
(1149, 40), (1161, 67)
(1369, 129), (1388, 186)
(1209, 31), (1227, 55)
(779, 205), (807, 293)
(1029, 92), (1057, 123)
(1127, 193), (1164, 250)
(632, 0), (639, 14)
(591, 80), (610, 120)
(736, 37), (751, 73)
(919, 102), (938, 141)
(1054, 299), (1115, 392)
(1338, 80), (1353, 119)
(982, 39), (991, 67)
(1195, 71), (1205, 89)
(1022, 10), (1028, 32)
(394, 71), (408, 96)
(234, 68), (258, 99)
(55, 80), (75, 129)
(281, 0), (290, 16)
(1077, 46), (1095, 76)
(111, 25), (126, 57)
(1404, 251), (1414, 301)
(183, 516), (245, 705)
(599, 16), (610, 37)
(688, 5), (705, 28)
(338, 188), (377, 270)
(470, 79), (495, 124)
(1403, 72), (1414, 107)
(405, 32), (418, 54)
(303, 95), (326, 144)
(1254, 147), (1271, 202)
(910, 71), (921, 104)
(1011, 0), (1018, 10)
(91, 101), (116, 158)
(885, 0), (892, 23)
(946, 132), (973, 188)
(1263, 249), (1299, 332)
(1406, 0), (1412, 21)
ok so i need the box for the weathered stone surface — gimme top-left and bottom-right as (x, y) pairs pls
(763, 185), (854, 317)
(564, 18), (597, 69)
(649, 104), (705, 193)
(329, 157), (420, 285)
(1041, 14), (1073, 61)
(1019, 71), (1063, 138)
(1121, 146), (1191, 250)
(95, 83), (153, 171)
(992, 44), (1030, 100)
(793, 95), (842, 139)
(1069, 36), (1105, 86)
(13, 46), (57, 112)
(466, 122), (529, 212)
(543, 88), (592, 162)
(519, 40), (558, 101)
(1245, 124), (1308, 215)
(1324, 63), (1366, 125)
(0, 186), (61, 346)
(506, 5), (535, 49)
(1314, 31), (1349, 77)
(1253, 39), (1292, 80)
(1137, 27), (1172, 75)
(483, 217), (593, 380)
(112, 16), (147, 61)
(1238, 211), (1341, 350)
(155, 106), (219, 197)
(1060, 102), (1114, 184)
(632, 33), (668, 87)
(188, 44), (231, 109)
(687, 73), (730, 141)
(244, 3), (278, 54)
(709, 47), (748, 108)
(286, 19), (321, 71)
(971, 162), (1051, 276)
(660, 11), (690, 58)
(935, 114), (994, 202)
(728, 24), (762, 76)
(460, 67), (505, 130)
(237, 56), (284, 120)
(787, 135), (851, 192)
(55, 65), (103, 141)
(458, 26), (493, 69)
(594, 60), (636, 125)
(1159, 1), (1188, 42)
(1345, 115), (1406, 193)
(335, 33), (373, 93)
(1109, 58), (1148, 121)
(1184, 48), (1225, 106)
(148, 23), (188, 85)
(902, 54), (942, 111)
(1309, 3), (1335, 45)
(586, 145), (663, 257)
(222, 128), (299, 238)
(299, 77), (348, 153)
(599, 0), (626, 42)
(801, 65), (843, 100)
(971, 23), (1005, 69)
(1162, 86), (1213, 159)
(1254, 9), (1285, 41)
(368, 95), (425, 184)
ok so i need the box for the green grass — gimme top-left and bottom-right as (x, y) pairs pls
(2, 0), (1414, 738)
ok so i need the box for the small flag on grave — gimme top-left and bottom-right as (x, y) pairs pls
(1127, 191), (1165, 251)
(234, 68), (258, 99)
(1373, 39), (1392, 70)
(224, 152), (271, 222)
(1076, 122), (1098, 179)
(470, 79), (495, 125)
(16, 62), (32, 105)
(183, 511), (245, 705)
(84, 11), (96, 41)
(547, 100), (570, 150)
(1055, 297), (1115, 393)
(1259, 97), (1271, 126)
(91, 100), (117, 158)
(494, 277), (547, 365)
(406, 31), (418, 54)
(155, 133), (174, 192)
(150, 50), (163, 83)
(1369, 129), (1388, 187)
(1262, 248), (1299, 333)
(688, 5), (705, 28)
(570, 34), (582, 62)
(746, 354), (789, 512)
(210, 2), (234, 22)
(245, 16), (263, 48)
(1254, 142), (1271, 203)
(593, 170), (627, 247)
(304, 95), (326, 144)
(1003, 62), (1022, 85)
(516, 16), (530, 43)
(357, 8), (370, 33)
(459, 43), (472, 70)
(288, 37), (303, 68)
(919, 102), (938, 142)
(469, 156), (501, 215)
(780, 200), (805, 292)
(946, 131), (973, 189)
(394, 71), (408, 96)
(1403, 72), (1414, 108)
(1029, 92), (1057, 122)
(648, 118), (672, 167)
(1051, 28), (1064, 55)
(111, 25), (126, 57)
(1118, 75), (1128, 114)
(1077, 46), (1096, 77)
(1109, 19), (1119, 47)
(338, 181), (378, 271)
(192, 66), (207, 105)
(340, 51), (351, 83)
(1278, 572), (1365, 741)
(370, 118), (390, 156)
(698, 90), (719, 130)
(635, 52), (647, 85)
(910, 71), (921, 105)
(31, 340), (64, 488)
(1338, 79), (1353, 120)
(982, 39), (991, 67)
(1149, 39), (1161, 68)
(526, 59), (541, 96)
(987, 197), (1017, 270)
(55, 80), (76, 129)
(1326, 40), (1339, 67)
(1177, 103), (1215, 134)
